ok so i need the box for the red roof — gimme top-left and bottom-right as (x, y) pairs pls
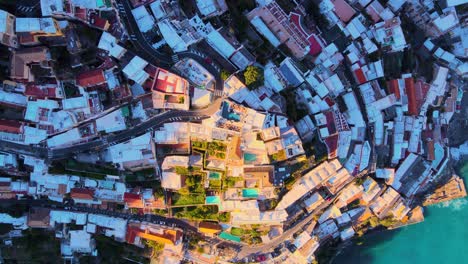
(77, 69), (106, 88)
(124, 192), (141, 202)
(324, 111), (337, 135)
(25, 84), (57, 98)
(289, 13), (311, 37)
(308, 35), (322, 56)
(324, 96), (335, 107)
(18, 34), (35, 45)
(354, 68), (366, 84)
(405, 78), (418, 115)
(426, 140), (435, 161)
(324, 134), (338, 159)
(0, 120), (22, 134)
(70, 188), (95, 200)
(415, 80), (430, 110)
(154, 69), (184, 94)
(387, 79), (400, 99)
(289, 12), (322, 56)
(75, 7), (87, 20)
(90, 13), (108, 29)
(126, 226), (139, 244)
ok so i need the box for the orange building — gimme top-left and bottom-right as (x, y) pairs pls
(126, 223), (182, 246)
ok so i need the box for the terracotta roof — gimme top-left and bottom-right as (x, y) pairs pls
(354, 68), (366, 84)
(70, 188), (95, 200)
(0, 120), (22, 134)
(10, 47), (49, 81)
(28, 207), (51, 228)
(324, 111), (337, 135)
(124, 192), (141, 202)
(405, 78), (418, 115)
(387, 79), (400, 99)
(426, 140), (435, 161)
(77, 69), (106, 88)
(25, 84), (57, 98)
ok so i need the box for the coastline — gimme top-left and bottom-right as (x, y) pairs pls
(330, 159), (468, 264)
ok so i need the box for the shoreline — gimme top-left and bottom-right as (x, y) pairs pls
(327, 227), (397, 264)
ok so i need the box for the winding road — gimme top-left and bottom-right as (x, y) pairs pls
(0, 1), (226, 161)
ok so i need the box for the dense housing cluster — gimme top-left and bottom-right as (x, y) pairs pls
(0, 0), (466, 263)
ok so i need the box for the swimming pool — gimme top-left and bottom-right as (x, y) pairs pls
(242, 188), (259, 198)
(244, 153), (257, 162)
(209, 172), (221, 179)
(228, 113), (240, 121)
(205, 196), (221, 204)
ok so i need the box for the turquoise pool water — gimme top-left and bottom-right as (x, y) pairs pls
(228, 113), (240, 121)
(242, 188), (259, 198)
(205, 196), (221, 205)
(244, 153), (257, 162)
(209, 172), (220, 179)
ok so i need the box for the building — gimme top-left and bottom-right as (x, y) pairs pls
(15, 17), (63, 45)
(148, 67), (190, 111)
(104, 132), (156, 170)
(276, 160), (343, 210)
(126, 222), (183, 246)
(370, 187), (400, 218)
(302, 192), (325, 213)
(69, 0), (112, 10)
(10, 47), (52, 82)
(0, 10), (17, 47)
(97, 32), (126, 59)
(27, 207), (51, 228)
(157, 19), (201, 52)
(76, 69), (106, 88)
(24, 83), (63, 99)
(95, 109), (127, 133)
(189, 15), (255, 70)
(247, 1), (323, 58)
(372, 17), (407, 52)
(196, 0), (228, 18)
(122, 56), (149, 84)
(160, 155), (189, 190)
(198, 221), (222, 235)
(431, 8), (460, 37)
(131, 5), (155, 33)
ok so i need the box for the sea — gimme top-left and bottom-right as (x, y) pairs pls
(333, 162), (468, 264)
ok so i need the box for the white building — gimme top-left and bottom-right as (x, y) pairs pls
(131, 6), (155, 33)
(196, 0), (228, 18)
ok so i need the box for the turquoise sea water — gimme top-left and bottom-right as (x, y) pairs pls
(333, 164), (468, 264)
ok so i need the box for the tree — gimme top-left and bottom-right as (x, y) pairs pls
(243, 66), (264, 89)
(146, 240), (164, 256)
(379, 216), (399, 227)
(218, 212), (231, 222)
(369, 216), (380, 228)
(220, 70), (230, 81)
(354, 177), (365, 186)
